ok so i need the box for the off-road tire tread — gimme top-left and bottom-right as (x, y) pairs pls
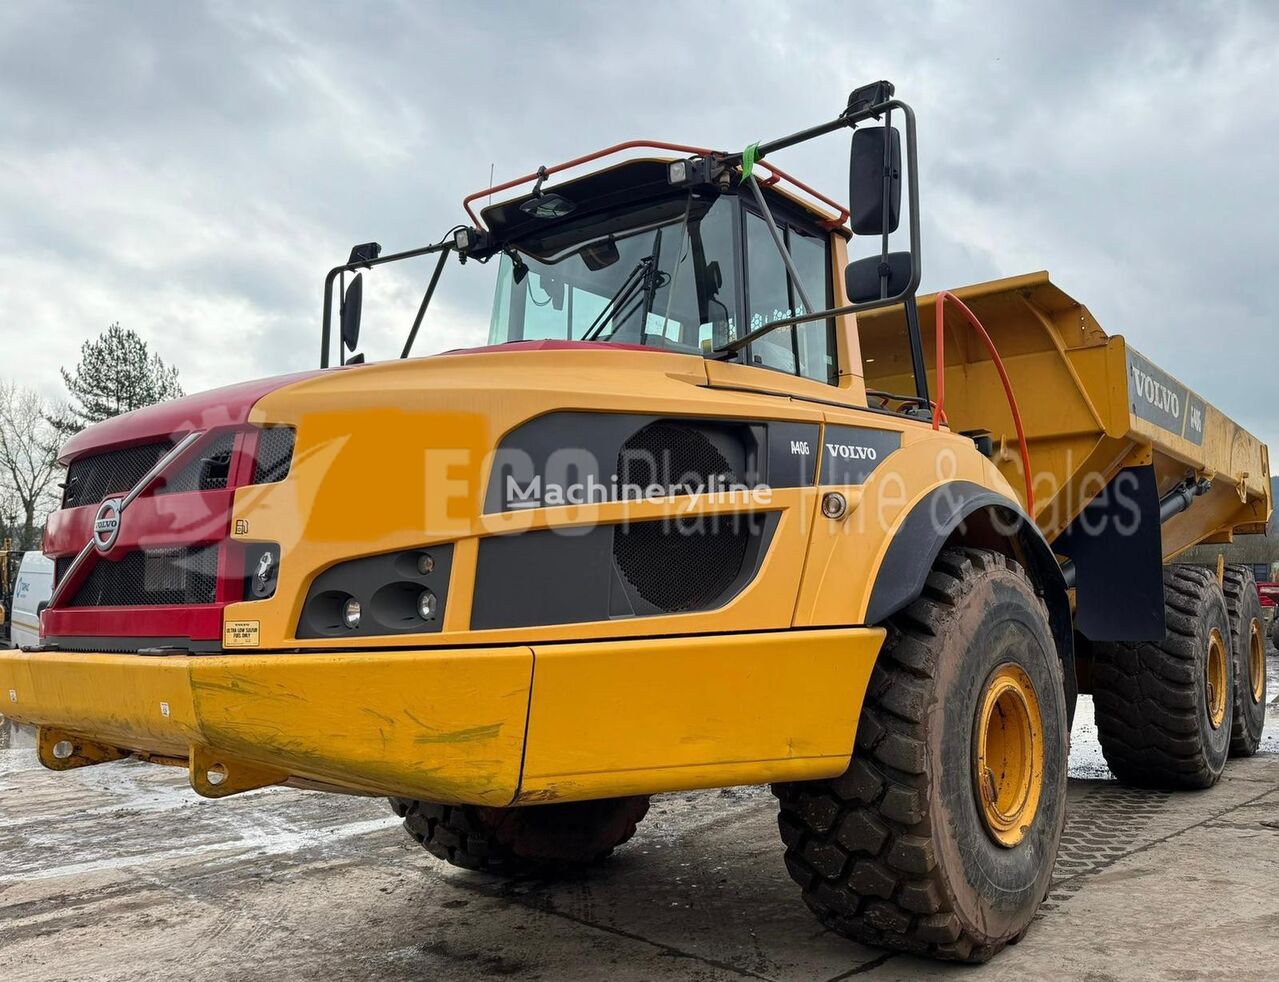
(773, 547), (1057, 964)
(1223, 564), (1265, 757)
(389, 796), (649, 876)
(1093, 564), (1230, 789)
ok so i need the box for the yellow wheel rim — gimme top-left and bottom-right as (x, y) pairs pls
(1248, 618), (1265, 704)
(1205, 628), (1228, 729)
(975, 664), (1044, 848)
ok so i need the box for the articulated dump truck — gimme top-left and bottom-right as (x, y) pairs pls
(2, 82), (1269, 962)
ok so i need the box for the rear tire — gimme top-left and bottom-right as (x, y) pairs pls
(774, 548), (1068, 963)
(1094, 565), (1233, 789)
(389, 795), (650, 877)
(1224, 565), (1266, 757)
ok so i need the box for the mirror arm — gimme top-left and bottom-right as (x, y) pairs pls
(718, 96), (901, 169)
(321, 239), (457, 368)
(715, 99), (922, 360)
(401, 248), (451, 360)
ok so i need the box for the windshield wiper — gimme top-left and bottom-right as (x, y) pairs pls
(581, 255), (656, 341)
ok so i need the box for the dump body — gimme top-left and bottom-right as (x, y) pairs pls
(858, 271), (1272, 555)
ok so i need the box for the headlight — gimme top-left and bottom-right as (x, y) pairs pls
(297, 544), (453, 639)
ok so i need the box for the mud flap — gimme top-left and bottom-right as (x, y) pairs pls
(1056, 465), (1164, 643)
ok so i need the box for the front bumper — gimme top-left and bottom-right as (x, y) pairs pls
(0, 627), (884, 805)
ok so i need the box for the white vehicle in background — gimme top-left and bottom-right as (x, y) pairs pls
(9, 552), (53, 650)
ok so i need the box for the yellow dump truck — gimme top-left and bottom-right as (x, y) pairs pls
(1, 82), (1269, 962)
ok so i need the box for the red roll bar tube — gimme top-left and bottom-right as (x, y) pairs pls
(933, 291), (1036, 514)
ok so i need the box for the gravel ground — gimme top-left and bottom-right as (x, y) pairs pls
(2, 651), (1277, 981)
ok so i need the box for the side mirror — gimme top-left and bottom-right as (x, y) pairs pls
(340, 273), (364, 354)
(706, 260), (724, 295)
(845, 251), (913, 303)
(849, 126), (901, 236)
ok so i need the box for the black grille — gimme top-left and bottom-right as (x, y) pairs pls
(63, 441), (172, 508)
(54, 556), (72, 589)
(253, 427), (295, 484)
(613, 517), (752, 613)
(66, 545), (219, 607)
(617, 422), (737, 490)
(157, 432), (236, 495)
(613, 422), (750, 613)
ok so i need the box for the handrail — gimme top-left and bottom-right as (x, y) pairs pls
(462, 140), (850, 230)
(933, 291), (1035, 514)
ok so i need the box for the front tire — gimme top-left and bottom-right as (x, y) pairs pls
(389, 796), (650, 877)
(774, 548), (1068, 963)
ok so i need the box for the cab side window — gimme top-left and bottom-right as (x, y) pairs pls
(742, 209), (835, 384)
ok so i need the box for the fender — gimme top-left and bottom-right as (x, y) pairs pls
(865, 480), (1076, 720)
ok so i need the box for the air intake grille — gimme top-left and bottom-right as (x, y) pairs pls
(617, 421), (737, 491)
(65, 545), (219, 607)
(63, 441), (173, 508)
(613, 517), (751, 613)
(613, 423), (749, 614)
(157, 432), (236, 495)
(253, 427), (295, 484)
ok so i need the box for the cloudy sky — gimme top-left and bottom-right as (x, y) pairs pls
(2, 1), (1277, 456)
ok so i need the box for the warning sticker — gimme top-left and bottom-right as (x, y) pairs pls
(223, 620), (261, 648)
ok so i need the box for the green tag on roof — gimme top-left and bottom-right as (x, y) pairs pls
(741, 142), (759, 181)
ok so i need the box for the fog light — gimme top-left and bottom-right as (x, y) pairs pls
(821, 491), (848, 520)
(416, 552), (435, 575)
(417, 589), (438, 621)
(667, 159), (688, 185)
(342, 597), (361, 629)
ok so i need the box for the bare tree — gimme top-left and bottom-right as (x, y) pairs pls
(0, 482), (21, 545)
(0, 381), (59, 550)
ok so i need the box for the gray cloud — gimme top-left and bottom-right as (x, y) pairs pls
(1, 0), (1277, 454)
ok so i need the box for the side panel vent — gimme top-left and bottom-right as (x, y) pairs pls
(617, 421), (738, 491)
(253, 427), (295, 485)
(613, 517), (752, 614)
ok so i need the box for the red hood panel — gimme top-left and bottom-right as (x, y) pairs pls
(58, 369), (329, 465)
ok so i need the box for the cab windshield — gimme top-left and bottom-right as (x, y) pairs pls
(488, 195), (737, 352)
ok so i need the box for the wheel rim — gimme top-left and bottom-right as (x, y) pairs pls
(1205, 628), (1228, 729)
(1248, 618), (1266, 704)
(974, 663), (1044, 848)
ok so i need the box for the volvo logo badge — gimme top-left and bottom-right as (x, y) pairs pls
(92, 497), (124, 552)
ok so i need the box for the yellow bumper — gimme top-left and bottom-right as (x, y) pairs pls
(0, 627), (884, 805)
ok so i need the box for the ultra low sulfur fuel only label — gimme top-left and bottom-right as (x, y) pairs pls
(1126, 347), (1206, 446)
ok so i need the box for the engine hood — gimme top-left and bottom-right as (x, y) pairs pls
(57, 369), (333, 466)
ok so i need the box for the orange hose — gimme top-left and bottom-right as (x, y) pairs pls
(933, 291), (1035, 514)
